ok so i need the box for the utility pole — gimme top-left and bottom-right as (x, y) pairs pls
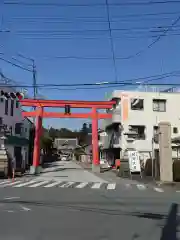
(17, 54), (37, 123)
(32, 60), (37, 125)
(32, 60), (37, 101)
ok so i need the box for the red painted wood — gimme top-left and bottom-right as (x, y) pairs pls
(22, 111), (112, 119)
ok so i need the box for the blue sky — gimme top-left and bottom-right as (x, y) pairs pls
(0, 0), (180, 130)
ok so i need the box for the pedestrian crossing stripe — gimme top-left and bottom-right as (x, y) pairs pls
(0, 179), (166, 192)
(0, 179), (115, 190)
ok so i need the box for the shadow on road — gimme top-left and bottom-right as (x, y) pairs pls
(160, 203), (178, 240)
(1, 198), (178, 239)
(42, 167), (85, 174)
(1, 199), (178, 239)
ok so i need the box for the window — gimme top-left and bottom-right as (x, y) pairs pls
(0, 117), (2, 125)
(1, 98), (3, 103)
(173, 127), (178, 134)
(5, 99), (8, 115)
(131, 98), (144, 110)
(153, 99), (166, 112)
(153, 126), (158, 134)
(16, 101), (19, 108)
(9, 126), (13, 135)
(129, 125), (146, 140)
(153, 126), (159, 143)
(10, 100), (14, 116)
(15, 123), (22, 135)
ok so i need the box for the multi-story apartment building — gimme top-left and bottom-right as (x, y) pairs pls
(0, 85), (33, 171)
(100, 90), (180, 164)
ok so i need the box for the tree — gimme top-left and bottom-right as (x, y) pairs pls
(40, 134), (53, 154)
(81, 123), (88, 134)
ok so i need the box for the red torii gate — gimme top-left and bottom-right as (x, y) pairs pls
(20, 98), (115, 174)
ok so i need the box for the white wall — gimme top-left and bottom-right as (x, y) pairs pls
(0, 86), (32, 168)
(0, 86), (24, 134)
(103, 90), (180, 161)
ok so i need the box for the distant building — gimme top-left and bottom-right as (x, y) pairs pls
(54, 138), (78, 154)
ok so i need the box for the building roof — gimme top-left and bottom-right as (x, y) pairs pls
(54, 138), (78, 149)
(24, 117), (34, 125)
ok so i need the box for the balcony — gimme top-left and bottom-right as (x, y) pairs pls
(101, 108), (121, 130)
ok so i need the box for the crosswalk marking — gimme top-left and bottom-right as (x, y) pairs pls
(137, 184), (146, 190)
(107, 183), (116, 190)
(14, 180), (38, 187)
(60, 182), (75, 188)
(75, 182), (89, 188)
(3, 180), (22, 187)
(28, 180), (50, 188)
(154, 187), (164, 192)
(44, 181), (62, 188)
(91, 183), (102, 189)
(0, 179), (166, 192)
(0, 180), (9, 185)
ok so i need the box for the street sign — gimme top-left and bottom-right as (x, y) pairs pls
(128, 150), (141, 173)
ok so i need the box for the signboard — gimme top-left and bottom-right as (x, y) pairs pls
(128, 151), (141, 173)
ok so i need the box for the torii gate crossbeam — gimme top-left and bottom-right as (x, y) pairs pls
(20, 98), (115, 174)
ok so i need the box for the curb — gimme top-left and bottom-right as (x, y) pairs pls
(156, 181), (178, 187)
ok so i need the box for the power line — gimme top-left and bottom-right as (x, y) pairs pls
(0, 56), (33, 72)
(18, 32), (180, 40)
(105, 0), (117, 82)
(17, 53), (38, 102)
(3, 1), (180, 7)
(10, 24), (180, 33)
(117, 15), (180, 60)
(9, 16), (177, 23)
(0, 69), (179, 88)
(9, 11), (180, 19)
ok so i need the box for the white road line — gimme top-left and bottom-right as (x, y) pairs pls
(60, 182), (75, 188)
(107, 183), (116, 190)
(91, 183), (102, 189)
(154, 187), (164, 192)
(0, 180), (10, 185)
(14, 180), (39, 187)
(28, 180), (50, 188)
(125, 183), (131, 188)
(44, 181), (63, 188)
(4, 196), (20, 200)
(75, 182), (89, 189)
(3, 180), (22, 187)
(137, 184), (146, 190)
(20, 206), (31, 211)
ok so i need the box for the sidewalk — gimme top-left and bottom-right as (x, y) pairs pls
(78, 161), (180, 188)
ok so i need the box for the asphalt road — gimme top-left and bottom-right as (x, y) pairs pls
(1, 160), (179, 239)
(0, 184), (180, 240)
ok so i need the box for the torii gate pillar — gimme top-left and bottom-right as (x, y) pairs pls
(30, 107), (43, 175)
(91, 107), (100, 173)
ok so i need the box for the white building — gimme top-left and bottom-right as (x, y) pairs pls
(100, 90), (180, 164)
(0, 85), (33, 171)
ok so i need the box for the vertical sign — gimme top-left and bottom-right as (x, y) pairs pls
(128, 150), (141, 173)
